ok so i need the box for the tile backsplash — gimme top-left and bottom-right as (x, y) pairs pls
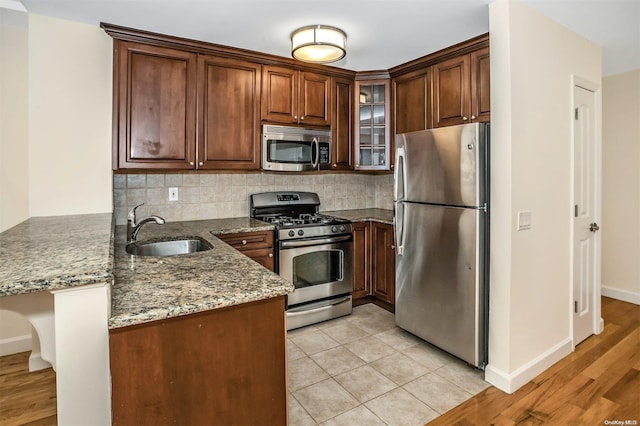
(113, 172), (394, 225)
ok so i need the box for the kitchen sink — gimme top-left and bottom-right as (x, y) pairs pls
(126, 238), (213, 257)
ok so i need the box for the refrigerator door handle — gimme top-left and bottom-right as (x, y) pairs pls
(394, 146), (406, 202)
(395, 201), (405, 256)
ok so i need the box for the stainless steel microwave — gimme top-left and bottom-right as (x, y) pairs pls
(262, 125), (331, 172)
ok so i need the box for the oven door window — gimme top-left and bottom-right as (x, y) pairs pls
(292, 250), (343, 288)
(267, 139), (314, 164)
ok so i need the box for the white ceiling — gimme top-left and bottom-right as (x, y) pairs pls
(8, 0), (640, 76)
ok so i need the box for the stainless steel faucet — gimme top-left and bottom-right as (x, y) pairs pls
(127, 203), (165, 243)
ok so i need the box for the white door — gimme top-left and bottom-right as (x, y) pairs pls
(573, 84), (599, 345)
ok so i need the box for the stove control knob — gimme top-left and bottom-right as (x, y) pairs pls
(288, 230), (295, 237)
(331, 226), (338, 233)
(298, 229), (304, 236)
(339, 225), (346, 232)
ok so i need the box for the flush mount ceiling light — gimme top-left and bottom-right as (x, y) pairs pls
(291, 25), (346, 64)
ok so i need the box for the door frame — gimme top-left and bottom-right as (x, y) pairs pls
(570, 75), (604, 350)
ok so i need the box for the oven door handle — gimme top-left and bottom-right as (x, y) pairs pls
(287, 296), (352, 315)
(280, 234), (352, 248)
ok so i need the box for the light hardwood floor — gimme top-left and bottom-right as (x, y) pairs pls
(0, 297), (638, 425)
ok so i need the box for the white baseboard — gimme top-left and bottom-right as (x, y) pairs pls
(29, 351), (52, 371)
(601, 286), (640, 305)
(485, 337), (572, 394)
(0, 333), (32, 356)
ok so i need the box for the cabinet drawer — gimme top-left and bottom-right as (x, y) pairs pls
(218, 231), (274, 251)
(243, 248), (275, 271)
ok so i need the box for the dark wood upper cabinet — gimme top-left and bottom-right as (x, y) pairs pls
(261, 65), (331, 126)
(470, 47), (491, 123)
(433, 54), (471, 128)
(198, 55), (261, 170)
(393, 67), (432, 134)
(432, 47), (490, 128)
(300, 72), (332, 126)
(115, 41), (197, 170)
(261, 65), (297, 124)
(331, 76), (354, 170)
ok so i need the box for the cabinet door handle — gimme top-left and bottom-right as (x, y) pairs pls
(463, 116), (468, 120)
(294, 115), (298, 120)
(332, 163), (337, 168)
(390, 164), (394, 169)
(268, 253), (274, 258)
(301, 116), (305, 120)
(241, 239), (247, 245)
(198, 161), (204, 166)
(471, 115), (476, 120)
(189, 161), (194, 166)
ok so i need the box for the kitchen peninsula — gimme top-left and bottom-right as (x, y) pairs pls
(0, 214), (294, 425)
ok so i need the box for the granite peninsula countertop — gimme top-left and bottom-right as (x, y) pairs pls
(0, 214), (114, 297)
(110, 217), (293, 329)
(324, 208), (394, 225)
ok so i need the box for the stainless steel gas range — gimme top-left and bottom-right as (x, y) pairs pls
(250, 192), (353, 330)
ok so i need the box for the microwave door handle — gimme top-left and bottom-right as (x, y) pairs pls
(311, 137), (320, 169)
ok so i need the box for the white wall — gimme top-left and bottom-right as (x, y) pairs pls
(601, 69), (640, 304)
(1, 14), (114, 354)
(28, 14), (113, 216)
(0, 9), (32, 356)
(0, 11), (29, 232)
(487, 0), (601, 392)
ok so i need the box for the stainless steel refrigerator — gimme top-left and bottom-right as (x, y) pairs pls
(394, 122), (489, 368)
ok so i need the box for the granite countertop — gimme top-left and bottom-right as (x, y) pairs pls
(324, 208), (394, 225)
(110, 217), (293, 329)
(0, 213), (114, 297)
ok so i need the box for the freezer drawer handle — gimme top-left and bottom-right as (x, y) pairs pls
(287, 296), (352, 315)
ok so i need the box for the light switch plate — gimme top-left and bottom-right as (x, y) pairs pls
(518, 211), (532, 230)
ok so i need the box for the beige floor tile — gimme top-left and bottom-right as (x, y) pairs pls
(334, 365), (397, 403)
(403, 372), (473, 414)
(374, 327), (424, 350)
(310, 346), (366, 376)
(401, 341), (457, 371)
(344, 334), (396, 363)
(365, 387), (439, 426)
(349, 316), (397, 335)
(369, 351), (430, 385)
(315, 315), (350, 330)
(319, 405), (385, 426)
(433, 361), (490, 394)
(290, 330), (341, 355)
(288, 394), (317, 426)
(288, 356), (330, 392)
(293, 378), (360, 423)
(321, 322), (370, 344)
(288, 339), (307, 361)
(288, 324), (319, 336)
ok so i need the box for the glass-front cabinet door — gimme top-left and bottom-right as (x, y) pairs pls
(354, 79), (391, 170)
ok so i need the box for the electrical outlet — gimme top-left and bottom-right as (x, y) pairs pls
(168, 187), (179, 202)
(517, 211), (532, 231)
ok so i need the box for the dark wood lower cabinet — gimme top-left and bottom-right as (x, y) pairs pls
(352, 222), (370, 299)
(352, 221), (395, 306)
(109, 296), (287, 426)
(217, 230), (275, 271)
(371, 222), (396, 305)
